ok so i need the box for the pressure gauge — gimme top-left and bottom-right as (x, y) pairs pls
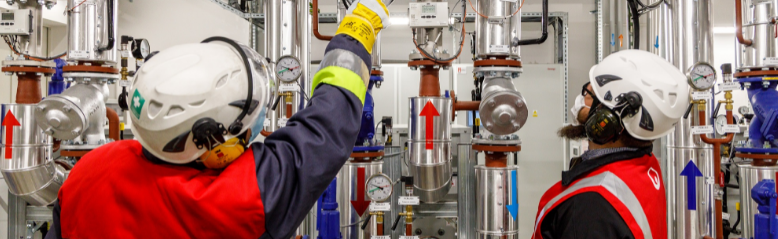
(275, 55), (302, 82)
(366, 173), (393, 202)
(714, 114), (728, 135)
(131, 39), (150, 59)
(687, 62), (717, 91)
(739, 106), (752, 115)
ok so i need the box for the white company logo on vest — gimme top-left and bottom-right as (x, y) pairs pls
(647, 168), (660, 190)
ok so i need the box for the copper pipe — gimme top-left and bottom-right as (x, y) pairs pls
(405, 224), (413, 236)
(16, 74), (42, 104)
(485, 152), (508, 168)
(377, 221), (384, 235)
(312, 0), (333, 41)
(736, 0), (753, 46)
(106, 108), (120, 141)
(419, 68), (441, 97)
(260, 129), (272, 137)
(698, 109), (733, 239)
(52, 139), (60, 152)
(285, 103), (293, 118)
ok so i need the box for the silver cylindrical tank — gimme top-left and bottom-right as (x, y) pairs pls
(35, 81), (109, 144)
(475, 165), (519, 239)
(67, 0), (118, 64)
(0, 104), (63, 206)
(408, 97), (452, 202)
(736, 0), (778, 70)
(737, 163), (778, 239)
(478, 76), (528, 136)
(474, 0), (521, 59)
(337, 161), (383, 239)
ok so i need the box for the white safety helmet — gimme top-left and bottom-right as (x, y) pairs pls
(588, 50), (689, 140)
(129, 38), (272, 164)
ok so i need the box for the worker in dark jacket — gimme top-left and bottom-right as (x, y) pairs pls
(44, 0), (389, 238)
(534, 50), (688, 239)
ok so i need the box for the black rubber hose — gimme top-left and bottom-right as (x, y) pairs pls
(361, 214), (373, 230)
(271, 95), (283, 111)
(713, 102), (723, 117)
(732, 206), (742, 234)
(684, 103), (694, 119)
(391, 215), (403, 231)
(627, 0), (640, 49)
(97, 0), (115, 52)
(515, 0), (548, 45)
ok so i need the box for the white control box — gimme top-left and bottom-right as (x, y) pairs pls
(409, 2), (449, 28)
(0, 9), (30, 35)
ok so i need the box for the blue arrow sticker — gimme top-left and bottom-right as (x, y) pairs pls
(654, 35), (659, 49)
(506, 170), (518, 220)
(680, 160), (703, 210)
(611, 33), (615, 46)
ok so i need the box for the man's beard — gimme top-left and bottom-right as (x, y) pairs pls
(558, 124), (587, 140)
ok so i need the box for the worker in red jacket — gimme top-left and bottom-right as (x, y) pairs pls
(536, 50), (688, 239)
(45, 0), (390, 238)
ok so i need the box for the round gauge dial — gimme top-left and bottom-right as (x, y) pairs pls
(739, 106), (752, 115)
(131, 39), (150, 59)
(714, 114), (728, 135)
(687, 62), (717, 91)
(275, 56), (302, 82)
(366, 173), (393, 202)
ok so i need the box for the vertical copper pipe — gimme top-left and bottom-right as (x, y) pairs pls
(16, 74), (42, 104)
(485, 152), (508, 168)
(419, 67), (441, 97)
(377, 222), (383, 235)
(106, 107), (120, 141)
(698, 109), (733, 239)
(285, 103), (293, 118)
(405, 224), (413, 236)
(312, 0), (333, 41)
(736, 0), (753, 46)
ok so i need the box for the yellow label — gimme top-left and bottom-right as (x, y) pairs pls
(764, 77), (778, 81)
(533, 110), (538, 117)
(336, 15), (376, 54)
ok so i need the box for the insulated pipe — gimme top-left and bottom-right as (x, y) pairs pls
(736, 0), (753, 46)
(106, 107), (119, 141)
(312, 0), (333, 41)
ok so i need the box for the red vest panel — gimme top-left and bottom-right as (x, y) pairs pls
(532, 154), (667, 239)
(59, 140), (266, 239)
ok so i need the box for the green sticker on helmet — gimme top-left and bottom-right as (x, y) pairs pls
(130, 89), (145, 120)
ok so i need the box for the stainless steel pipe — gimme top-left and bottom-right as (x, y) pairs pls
(35, 80), (109, 145)
(475, 165), (519, 239)
(0, 104), (62, 206)
(337, 161), (383, 239)
(477, 74), (528, 136)
(474, 0), (521, 59)
(67, 0), (118, 64)
(737, 163), (778, 239)
(408, 97), (452, 202)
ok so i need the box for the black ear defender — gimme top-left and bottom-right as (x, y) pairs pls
(584, 91), (643, 145)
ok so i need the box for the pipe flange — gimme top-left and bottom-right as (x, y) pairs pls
(2, 60), (56, 68)
(471, 143), (522, 152)
(63, 72), (120, 84)
(473, 66), (523, 73)
(35, 95), (88, 140)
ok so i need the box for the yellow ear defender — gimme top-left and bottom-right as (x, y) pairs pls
(199, 137), (247, 169)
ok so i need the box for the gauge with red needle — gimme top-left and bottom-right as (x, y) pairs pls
(366, 173), (393, 202)
(275, 55), (302, 82)
(687, 62), (717, 91)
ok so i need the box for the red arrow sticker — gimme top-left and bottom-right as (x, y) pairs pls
(2, 111), (20, 159)
(420, 101), (440, 150)
(350, 167), (369, 216)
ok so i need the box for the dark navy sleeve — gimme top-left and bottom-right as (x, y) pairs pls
(540, 192), (635, 239)
(44, 200), (62, 239)
(254, 84), (362, 239)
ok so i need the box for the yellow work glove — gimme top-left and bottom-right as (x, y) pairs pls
(336, 0), (390, 54)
